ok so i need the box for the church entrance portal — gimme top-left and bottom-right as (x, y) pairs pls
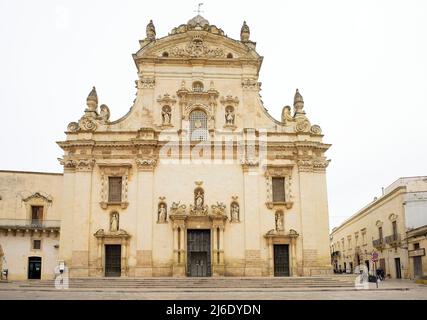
(187, 230), (211, 277)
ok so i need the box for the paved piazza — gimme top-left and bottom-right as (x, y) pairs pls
(0, 279), (426, 300)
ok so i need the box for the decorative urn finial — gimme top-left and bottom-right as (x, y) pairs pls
(240, 21), (250, 42)
(293, 88), (305, 115)
(146, 20), (156, 41)
(86, 86), (98, 112)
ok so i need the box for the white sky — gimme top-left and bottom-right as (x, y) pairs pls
(0, 0), (426, 231)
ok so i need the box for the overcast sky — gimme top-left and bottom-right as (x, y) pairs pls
(0, 0), (426, 230)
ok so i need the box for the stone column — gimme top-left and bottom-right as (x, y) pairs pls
(179, 225), (186, 265)
(121, 239), (127, 277)
(135, 159), (156, 276)
(219, 226), (225, 265)
(96, 238), (103, 276)
(242, 158), (262, 276)
(297, 157), (332, 276)
(69, 159), (95, 277)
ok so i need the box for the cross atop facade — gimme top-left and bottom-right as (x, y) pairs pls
(194, 3), (204, 15)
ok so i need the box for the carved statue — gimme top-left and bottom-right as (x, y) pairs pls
(162, 106), (171, 125)
(99, 104), (110, 123)
(195, 191), (204, 208)
(275, 212), (284, 232)
(158, 203), (167, 222)
(146, 20), (156, 40)
(225, 108), (235, 125)
(231, 202), (239, 221)
(281, 105), (293, 123)
(110, 212), (119, 232)
(240, 21), (250, 42)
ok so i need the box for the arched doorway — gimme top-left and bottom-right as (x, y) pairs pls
(28, 256), (42, 279)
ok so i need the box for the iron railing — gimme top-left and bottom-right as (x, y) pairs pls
(385, 233), (401, 245)
(372, 238), (384, 248)
(0, 219), (60, 229)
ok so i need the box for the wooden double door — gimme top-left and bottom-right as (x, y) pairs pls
(274, 244), (290, 277)
(187, 230), (211, 277)
(105, 245), (121, 277)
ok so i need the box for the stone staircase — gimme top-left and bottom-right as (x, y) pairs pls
(18, 275), (357, 290)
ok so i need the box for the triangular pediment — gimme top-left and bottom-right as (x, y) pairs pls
(135, 31), (261, 61)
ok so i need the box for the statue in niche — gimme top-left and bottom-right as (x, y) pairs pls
(162, 106), (171, 125)
(230, 202), (240, 222)
(225, 107), (235, 125)
(110, 212), (119, 232)
(158, 203), (167, 222)
(195, 190), (204, 208)
(275, 212), (284, 232)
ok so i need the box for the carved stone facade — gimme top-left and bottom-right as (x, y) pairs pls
(0, 15), (332, 279)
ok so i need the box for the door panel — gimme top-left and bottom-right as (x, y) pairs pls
(414, 257), (423, 278)
(274, 244), (290, 276)
(395, 258), (401, 279)
(187, 230), (211, 277)
(105, 245), (121, 277)
(28, 257), (42, 279)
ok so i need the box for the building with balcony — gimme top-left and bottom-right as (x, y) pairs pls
(0, 171), (62, 280)
(330, 176), (427, 279)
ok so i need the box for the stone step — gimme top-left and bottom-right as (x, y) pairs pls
(18, 276), (357, 289)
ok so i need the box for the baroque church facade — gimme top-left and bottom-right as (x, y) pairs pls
(0, 16), (332, 279)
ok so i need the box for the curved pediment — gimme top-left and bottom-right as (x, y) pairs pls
(135, 31), (261, 62)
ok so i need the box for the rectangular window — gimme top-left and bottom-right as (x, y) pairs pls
(33, 240), (41, 250)
(378, 227), (383, 240)
(392, 221), (398, 236)
(108, 177), (122, 203)
(31, 206), (43, 226)
(272, 177), (285, 202)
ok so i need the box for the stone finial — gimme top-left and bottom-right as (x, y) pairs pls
(240, 21), (250, 42)
(293, 88), (305, 115)
(146, 20), (156, 41)
(86, 86), (98, 112)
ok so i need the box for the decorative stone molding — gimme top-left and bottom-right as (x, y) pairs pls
(310, 125), (322, 135)
(168, 36), (226, 58)
(177, 85), (219, 125)
(388, 213), (398, 222)
(240, 155), (259, 171)
(141, 76), (155, 89)
(76, 159), (96, 172)
(22, 192), (52, 204)
(211, 202), (226, 216)
(295, 119), (311, 133)
(135, 158), (157, 171)
(265, 165), (293, 209)
(169, 201), (187, 217)
(242, 78), (261, 90)
(375, 220), (383, 227)
(94, 228), (131, 277)
(98, 163), (132, 209)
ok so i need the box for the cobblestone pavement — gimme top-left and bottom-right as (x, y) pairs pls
(0, 280), (426, 300)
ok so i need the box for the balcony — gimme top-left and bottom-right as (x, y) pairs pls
(385, 233), (401, 247)
(331, 251), (341, 258)
(372, 238), (385, 249)
(0, 219), (60, 235)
